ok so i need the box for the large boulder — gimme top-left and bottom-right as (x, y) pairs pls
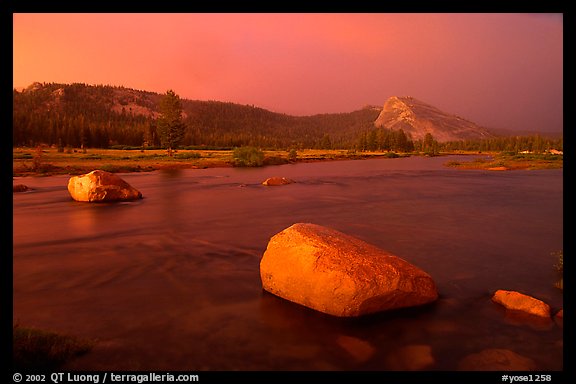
(260, 223), (438, 317)
(492, 290), (551, 318)
(68, 170), (142, 202)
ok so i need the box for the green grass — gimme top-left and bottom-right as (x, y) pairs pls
(13, 325), (94, 370)
(14, 152), (34, 159)
(174, 151), (201, 159)
(232, 146), (265, 167)
(99, 163), (153, 173)
(445, 152), (562, 170)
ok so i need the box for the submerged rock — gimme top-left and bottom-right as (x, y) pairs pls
(384, 344), (435, 371)
(259, 223), (438, 317)
(492, 290), (551, 318)
(67, 170), (142, 202)
(336, 335), (375, 363)
(13, 184), (29, 192)
(502, 310), (554, 331)
(262, 177), (295, 186)
(554, 309), (563, 328)
(458, 348), (537, 371)
(555, 309), (563, 318)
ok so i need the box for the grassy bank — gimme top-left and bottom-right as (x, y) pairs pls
(13, 148), (562, 177)
(13, 147), (233, 176)
(13, 325), (94, 369)
(12, 147), (406, 177)
(445, 152), (563, 171)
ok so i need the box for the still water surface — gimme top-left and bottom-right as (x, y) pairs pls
(13, 156), (563, 370)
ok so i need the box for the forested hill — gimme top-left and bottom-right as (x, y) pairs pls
(13, 82), (380, 149)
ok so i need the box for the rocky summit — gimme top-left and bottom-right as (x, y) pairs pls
(260, 223), (438, 317)
(374, 96), (494, 142)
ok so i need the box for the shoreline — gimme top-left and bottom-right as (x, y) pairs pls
(12, 148), (562, 178)
(12, 148), (413, 178)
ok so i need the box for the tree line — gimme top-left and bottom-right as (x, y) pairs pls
(13, 83), (379, 150)
(438, 135), (563, 153)
(13, 83), (562, 153)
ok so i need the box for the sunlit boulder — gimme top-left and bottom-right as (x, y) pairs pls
(67, 170), (142, 202)
(260, 223), (438, 317)
(491, 290), (551, 318)
(262, 177), (295, 186)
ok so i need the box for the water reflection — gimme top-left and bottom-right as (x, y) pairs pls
(13, 157), (563, 370)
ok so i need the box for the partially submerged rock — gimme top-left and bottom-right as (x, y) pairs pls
(554, 309), (563, 327)
(458, 348), (537, 371)
(262, 177), (295, 186)
(384, 344), (435, 371)
(502, 309), (554, 331)
(67, 170), (142, 202)
(13, 184), (29, 193)
(336, 335), (375, 363)
(555, 309), (563, 319)
(492, 290), (551, 318)
(259, 223), (438, 317)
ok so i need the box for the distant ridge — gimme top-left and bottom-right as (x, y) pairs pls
(374, 96), (494, 142)
(14, 82), (560, 149)
(13, 82), (379, 149)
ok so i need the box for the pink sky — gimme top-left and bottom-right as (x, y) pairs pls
(13, 13), (563, 132)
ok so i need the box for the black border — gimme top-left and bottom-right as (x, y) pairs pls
(5, 3), (571, 383)
(5, 1), (568, 13)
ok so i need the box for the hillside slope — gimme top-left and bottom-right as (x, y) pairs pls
(13, 82), (378, 149)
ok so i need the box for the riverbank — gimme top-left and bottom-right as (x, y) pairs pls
(444, 152), (563, 171)
(12, 148), (407, 177)
(13, 147), (562, 177)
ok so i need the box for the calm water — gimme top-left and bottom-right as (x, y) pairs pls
(13, 156), (563, 370)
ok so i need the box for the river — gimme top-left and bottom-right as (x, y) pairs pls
(13, 155), (563, 371)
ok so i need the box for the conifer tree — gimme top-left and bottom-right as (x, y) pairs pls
(157, 89), (185, 156)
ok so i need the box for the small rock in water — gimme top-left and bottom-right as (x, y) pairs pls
(555, 309), (563, 319)
(262, 177), (295, 186)
(492, 290), (551, 318)
(458, 348), (537, 371)
(13, 184), (29, 192)
(554, 309), (563, 327)
(384, 344), (435, 371)
(336, 335), (375, 363)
